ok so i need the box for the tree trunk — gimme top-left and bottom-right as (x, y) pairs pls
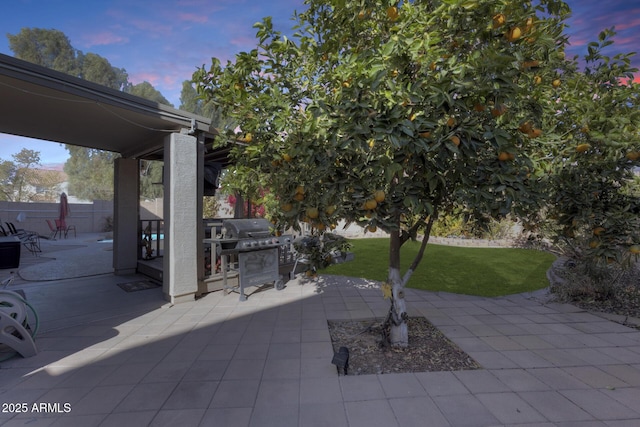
(388, 228), (409, 347)
(387, 214), (437, 348)
(233, 193), (245, 218)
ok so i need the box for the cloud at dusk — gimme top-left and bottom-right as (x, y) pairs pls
(80, 31), (128, 47)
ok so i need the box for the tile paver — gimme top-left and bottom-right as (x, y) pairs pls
(339, 375), (386, 401)
(560, 389), (640, 420)
(517, 390), (594, 423)
(475, 391), (547, 424)
(344, 400), (400, 427)
(389, 396), (450, 427)
(432, 394), (500, 427)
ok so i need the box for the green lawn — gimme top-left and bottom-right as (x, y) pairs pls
(321, 238), (556, 297)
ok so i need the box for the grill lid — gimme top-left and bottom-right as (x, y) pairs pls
(223, 218), (272, 239)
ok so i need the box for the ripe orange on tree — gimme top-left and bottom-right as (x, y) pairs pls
(364, 199), (378, 210)
(306, 207), (319, 219)
(522, 60), (539, 69)
(576, 143), (591, 153)
(505, 27), (522, 42)
(491, 104), (507, 117)
(449, 135), (461, 146)
(524, 17), (535, 32)
(386, 6), (399, 21)
(373, 190), (386, 203)
(527, 128), (542, 138)
(492, 13), (506, 28)
(625, 151), (640, 161)
(518, 121), (533, 134)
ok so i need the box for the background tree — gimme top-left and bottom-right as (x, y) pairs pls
(537, 29), (639, 274)
(78, 52), (129, 91)
(7, 28), (79, 76)
(0, 149), (62, 202)
(139, 160), (164, 200)
(63, 146), (117, 201)
(180, 81), (213, 117)
(127, 81), (173, 106)
(180, 80), (236, 130)
(7, 27), (173, 201)
(194, 0), (573, 347)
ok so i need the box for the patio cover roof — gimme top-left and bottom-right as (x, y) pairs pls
(0, 53), (230, 164)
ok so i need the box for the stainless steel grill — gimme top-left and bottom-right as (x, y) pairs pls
(211, 218), (292, 301)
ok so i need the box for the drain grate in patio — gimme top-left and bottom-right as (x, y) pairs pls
(117, 280), (161, 292)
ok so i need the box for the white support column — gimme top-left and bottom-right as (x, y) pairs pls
(113, 157), (139, 275)
(163, 132), (199, 303)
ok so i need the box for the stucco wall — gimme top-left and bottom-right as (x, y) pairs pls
(0, 200), (113, 235)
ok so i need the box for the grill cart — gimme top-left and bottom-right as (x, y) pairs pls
(205, 219), (293, 301)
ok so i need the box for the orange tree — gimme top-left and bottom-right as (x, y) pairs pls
(535, 29), (640, 272)
(194, 0), (571, 347)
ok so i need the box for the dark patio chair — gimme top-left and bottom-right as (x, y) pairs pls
(5, 222), (41, 255)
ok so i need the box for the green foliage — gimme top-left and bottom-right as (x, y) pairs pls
(431, 212), (476, 238)
(8, 27), (170, 101)
(139, 160), (164, 199)
(102, 215), (114, 232)
(294, 233), (351, 272)
(127, 81), (173, 106)
(78, 52), (129, 91)
(431, 211), (517, 240)
(203, 196), (219, 218)
(63, 146), (119, 201)
(0, 148), (61, 202)
(192, 0), (570, 270)
(536, 29), (640, 268)
(8, 28), (79, 75)
(322, 238), (555, 297)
